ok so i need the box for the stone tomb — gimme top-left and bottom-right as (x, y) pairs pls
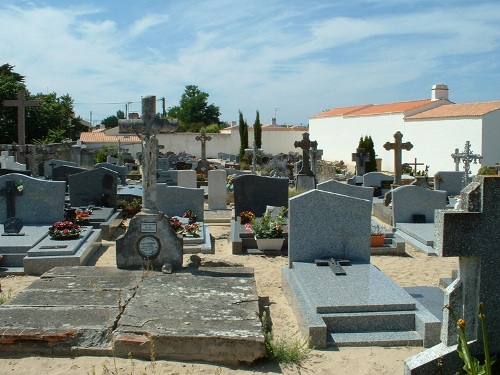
(0, 174), (101, 275)
(0, 266), (265, 365)
(392, 185), (447, 250)
(52, 165), (88, 185)
(43, 159), (76, 179)
(405, 176), (500, 374)
(68, 167), (118, 207)
(363, 172), (394, 197)
(94, 163), (128, 185)
(433, 171), (465, 196)
(317, 179), (374, 202)
(282, 189), (439, 348)
(156, 170), (178, 185)
(156, 185), (213, 254)
(231, 175), (289, 254)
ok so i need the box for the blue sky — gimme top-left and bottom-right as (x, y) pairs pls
(1, 0), (499, 126)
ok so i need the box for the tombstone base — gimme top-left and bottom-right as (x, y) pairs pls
(296, 174), (316, 191)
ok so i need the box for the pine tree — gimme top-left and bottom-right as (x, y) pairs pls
(254, 110), (262, 149)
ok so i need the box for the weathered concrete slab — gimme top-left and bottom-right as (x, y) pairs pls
(0, 266), (265, 365)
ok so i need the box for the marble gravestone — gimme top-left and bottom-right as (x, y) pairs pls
(68, 168), (118, 207)
(433, 171), (465, 197)
(405, 176), (500, 374)
(317, 179), (374, 202)
(392, 185), (447, 225)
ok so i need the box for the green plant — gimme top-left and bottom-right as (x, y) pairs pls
(246, 207), (287, 239)
(288, 189), (307, 198)
(118, 198), (142, 209)
(0, 289), (12, 305)
(128, 169), (141, 175)
(445, 302), (496, 375)
(478, 165), (498, 175)
(371, 224), (385, 236)
(261, 311), (312, 365)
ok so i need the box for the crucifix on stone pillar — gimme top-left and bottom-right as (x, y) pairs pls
(351, 148), (370, 176)
(294, 132), (318, 176)
(451, 141), (482, 186)
(195, 129), (212, 161)
(0, 180), (23, 219)
(383, 131), (413, 185)
(3, 89), (39, 163)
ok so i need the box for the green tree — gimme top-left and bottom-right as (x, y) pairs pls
(0, 64), (26, 143)
(101, 115), (118, 129)
(254, 110), (262, 149)
(167, 85), (220, 132)
(238, 110), (249, 161)
(358, 135), (377, 173)
(117, 109), (125, 119)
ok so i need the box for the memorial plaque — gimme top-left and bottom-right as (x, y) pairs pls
(141, 222), (157, 233)
(2, 217), (24, 236)
(138, 236), (161, 258)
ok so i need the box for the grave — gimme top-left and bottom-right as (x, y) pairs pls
(317, 179), (374, 202)
(282, 189), (440, 349)
(383, 131), (413, 186)
(52, 165), (88, 186)
(433, 171), (465, 197)
(0, 266), (265, 366)
(392, 186), (447, 251)
(157, 170), (178, 185)
(208, 169), (227, 210)
(405, 176), (500, 374)
(94, 162), (128, 185)
(43, 159), (76, 179)
(177, 170), (196, 188)
(0, 174), (101, 275)
(231, 174), (289, 254)
(451, 141), (482, 186)
(294, 132), (317, 190)
(68, 167), (118, 207)
(363, 172), (394, 197)
(352, 147), (370, 176)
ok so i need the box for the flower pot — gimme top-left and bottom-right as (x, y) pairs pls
(255, 237), (285, 251)
(370, 234), (386, 247)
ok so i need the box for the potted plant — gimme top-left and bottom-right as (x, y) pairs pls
(246, 206), (287, 250)
(370, 224), (386, 247)
(239, 210), (255, 225)
(118, 197), (142, 217)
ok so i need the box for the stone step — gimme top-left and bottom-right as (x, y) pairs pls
(370, 235), (406, 255)
(323, 310), (415, 333)
(0, 253), (27, 267)
(328, 330), (423, 347)
(439, 269), (458, 289)
(0, 266), (25, 276)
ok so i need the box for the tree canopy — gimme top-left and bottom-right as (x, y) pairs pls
(0, 64), (86, 144)
(167, 85), (220, 132)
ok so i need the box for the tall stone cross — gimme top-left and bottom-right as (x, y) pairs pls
(451, 141), (482, 186)
(409, 176), (500, 373)
(351, 147), (370, 176)
(195, 129), (212, 160)
(383, 131), (413, 185)
(294, 132), (318, 176)
(0, 179), (23, 219)
(3, 89), (39, 147)
(309, 145), (322, 177)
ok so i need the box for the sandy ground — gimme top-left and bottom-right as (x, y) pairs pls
(0, 222), (458, 375)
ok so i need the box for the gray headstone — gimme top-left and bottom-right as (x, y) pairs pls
(0, 174), (65, 224)
(43, 159), (76, 179)
(208, 169), (227, 210)
(233, 175), (289, 217)
(433, 171), (465, 196)
(177, 170), (196, 188)
(317, 179), (374, 201)
(288, 189), (372, 265)
(392, 185), (447, 224)
(95, 163), (128, 185)
(157, 157), (170, 171)
(156, 170), (178, 185)
(363, 172), (394, 196)
(157, 185), (205, 222)
(68, 168), (118, 207)
(52, 165), (88, 184)
(405, 176), (500, 373)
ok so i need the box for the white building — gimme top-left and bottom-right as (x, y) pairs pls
(309, 85), (500, 175)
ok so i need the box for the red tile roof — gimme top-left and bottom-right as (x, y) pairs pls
(311, 104), (373, 118)
(406, 101), (500, 119)
(80, 132), (141, 143)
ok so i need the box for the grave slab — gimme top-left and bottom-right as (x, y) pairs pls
(0, 266), (265, 366)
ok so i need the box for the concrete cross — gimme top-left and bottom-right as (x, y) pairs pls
(410, 176), (500, 373)
(383, 131), (413, 185)
(244, 141), (262, 175)
(407, 158), (424, 176)
(309, 145), (322, 177)
(351, 147), (370, 176)
(0, 179), (23, 219)
(451, 141), (482, 186)
(195, 129), (212, 160)
(294, 132), (318, 176)
(3, 89), (39, 163)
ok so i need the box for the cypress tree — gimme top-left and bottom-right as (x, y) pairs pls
(364, 135), (378, 172)
(238, 110), (248, 161)
(254, 110), (262, 149)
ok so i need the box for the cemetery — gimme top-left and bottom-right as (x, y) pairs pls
(1, 91), (499, 374)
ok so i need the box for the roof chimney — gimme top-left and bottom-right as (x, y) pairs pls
(272, 117), (276, 126)
(432, 84), (449, 101)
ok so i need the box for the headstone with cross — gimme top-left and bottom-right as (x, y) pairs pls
(450, 141), (482, 187)
(352, 147), (370, 176)
(245, 141), (262, 175)
(407, 157), (424, 176)
(383, 131), (413, 186)
(0, 179), (23, 219)
(315, 258), (350, 275)
(195, 129), (212, 161)
(405, 175), (500, 373)
(3, 89), (39, 164)
(294, 132), (318, 176)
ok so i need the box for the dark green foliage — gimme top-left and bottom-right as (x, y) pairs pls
(93, 145), (117, 164)
(358, 135), (377, 173)
(238, 110), (249, 160)
(203, 124), (220, 133)
(254, 110), (262, 148)
(167, 85), (220, 132)
(101, 115), (118, 129)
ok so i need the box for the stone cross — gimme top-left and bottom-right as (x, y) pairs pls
(3, 89), (39, 163)
(351, 147), (370, 176)
(244, 141), (261, 175)
(409, 176), (500, 373)
(451, 141), (482, 186)
(294, 132), (318, 176)
(383, 131), (413, 185)
(0, 180), (23, 219)
(309, 145), (322, 177)
(195, 129), (212, 160)
(408, 158), (424, 175)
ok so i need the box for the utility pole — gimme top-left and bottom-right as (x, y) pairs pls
(161, 97), (166, 117)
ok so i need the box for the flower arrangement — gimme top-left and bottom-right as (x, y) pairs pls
(240, 210), (255, 225)
(184, 222), (200, 237)
(170, 217), (201, 237)
(226, 174), (235, 192)
(170, 217), (183, 233)
(182, 209), (198, 223)
(14, 180), (23, 192)
(48, 221), (82, 239)
(196, 173), (207, 181)
(246, 206), (287, 239)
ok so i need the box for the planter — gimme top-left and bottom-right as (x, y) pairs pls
(50, 232), (82, 240)
(370, 234), (386, 247)
(255, 237), (285, 251)
(122, 207), (141, 217)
